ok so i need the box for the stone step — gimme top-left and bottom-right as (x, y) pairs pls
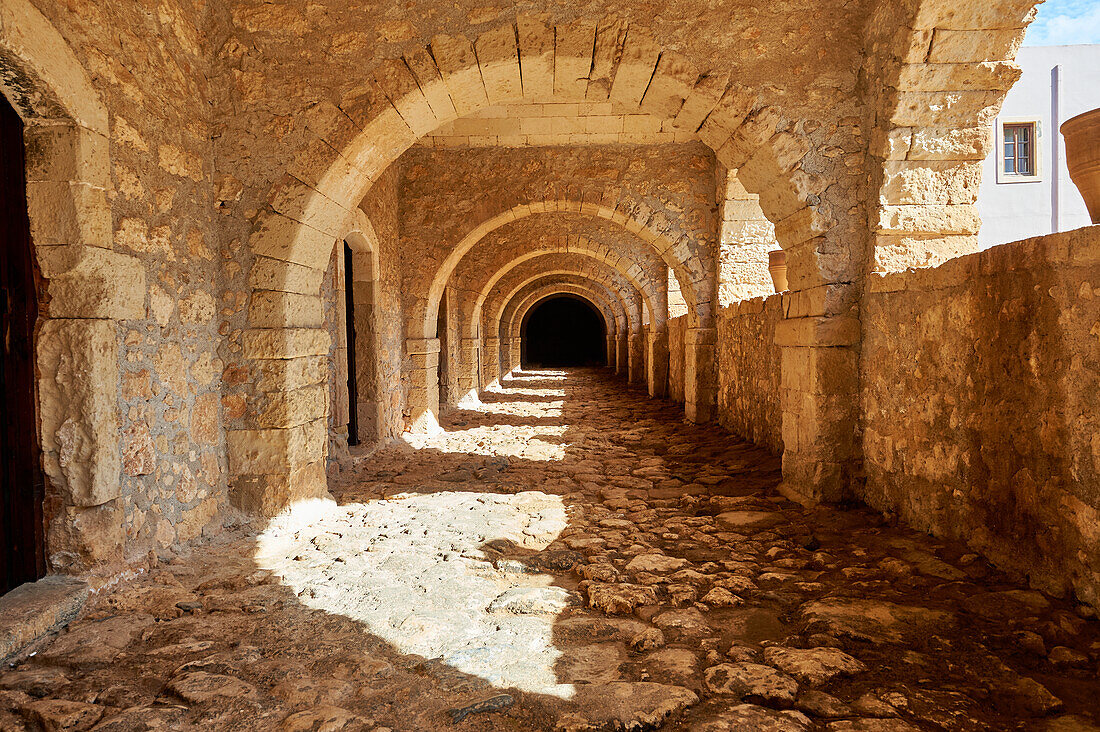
(0, 576), (89, 662)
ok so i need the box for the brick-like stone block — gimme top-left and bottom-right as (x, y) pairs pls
(37, 319), (120, 508)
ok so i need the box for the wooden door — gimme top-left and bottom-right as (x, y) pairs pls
(0, 94), (46, 594)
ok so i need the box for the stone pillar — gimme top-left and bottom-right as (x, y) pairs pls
(229, 326), (331, 515)
(647, 326), (669, 398)
(509, 337), (522, 374)
(484, 336), (501, 386)
(456, 337), (480, 403)
(606, 333), (616, 369)
(684, 327), (717, 423)
(33, 240), (147, 562)
(406, 337), (441, 433)
(350, 277), (382, 444)
(616, 331), (629, 377)
(775, 302), (861, 504)
(628, 329), (645, 385)
(499, 336), (513, 375)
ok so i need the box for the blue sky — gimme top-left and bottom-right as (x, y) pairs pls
(1024, 0), (1100, 45)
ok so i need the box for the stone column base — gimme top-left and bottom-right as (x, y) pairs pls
(684, 327), (717, 423)
(775, 314), (861, 503)
(647, 329), (669, 398)
(406, 338), (441, 434)
(628, 331), (645, 385)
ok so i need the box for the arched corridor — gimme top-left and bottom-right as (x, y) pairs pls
(522, 296), (608, 368)
(2, 0), (1100, 728)
(5, 369), (1097, 729)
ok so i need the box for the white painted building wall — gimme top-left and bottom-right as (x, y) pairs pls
(976, 44), (1100, 249)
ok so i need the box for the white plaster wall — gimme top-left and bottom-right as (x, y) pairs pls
(977, 44), (1100, 248)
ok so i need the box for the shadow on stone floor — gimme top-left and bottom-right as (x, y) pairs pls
(1, 369), (1099, 731)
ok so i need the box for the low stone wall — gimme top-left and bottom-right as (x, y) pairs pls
(862, 225), (1100, 606)
(668, 316), (686, 403)
(716, 295), (783, 454)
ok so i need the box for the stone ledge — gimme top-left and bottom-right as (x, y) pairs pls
(870, 224), (1100, 295)
(0, 576), (89, 662)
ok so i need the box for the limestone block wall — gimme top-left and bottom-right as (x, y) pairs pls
(18, 0), (230, 573)
(861, 226), (1100, 606)
(716, 296), (783, 454)
(668, 316), (686, 404)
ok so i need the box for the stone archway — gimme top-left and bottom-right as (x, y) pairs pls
(501, 282), (625, 381)
(485, 262), (656, 393)
(0, 0), (145, 573)
(516, 293), (612, 369)
(240, 16), (855, 516)
(439, 248), (648, 409)
(473, 249), (659, 338)
(492, 268), (641, 381)
(422, 198), (702, 338)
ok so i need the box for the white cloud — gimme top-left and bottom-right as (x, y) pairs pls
(1025, 0), (1100, 46)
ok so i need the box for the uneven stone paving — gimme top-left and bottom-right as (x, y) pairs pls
(3, 368), (1100, 731)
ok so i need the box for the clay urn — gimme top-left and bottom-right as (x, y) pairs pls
(1062, 107), (1100, 223)
(768, 249), (788, 292)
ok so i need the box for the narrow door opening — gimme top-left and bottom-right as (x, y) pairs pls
(437, 292), (448, 405)
(343, 242), (359, 446)
(1, 93), (46, 594)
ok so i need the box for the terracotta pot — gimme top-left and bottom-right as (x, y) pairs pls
(768, 250), (788, 292)
(1062, 107), (1100, 224)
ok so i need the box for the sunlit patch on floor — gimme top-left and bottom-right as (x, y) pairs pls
(403, 424), (569, 460)
(254, 492), (576, 698)
(469, 399), (565, 417)
(402, 372), (571, 459)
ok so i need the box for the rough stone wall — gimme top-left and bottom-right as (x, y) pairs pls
(716, 295), (783, 454)
(23, 0), (230, 573)
(862, 226), (1100, 606)
(359, 167), (407, 438)
(668, 316), (686, 404)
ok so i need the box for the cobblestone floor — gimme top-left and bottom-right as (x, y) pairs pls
(2, 369), (1100, 731)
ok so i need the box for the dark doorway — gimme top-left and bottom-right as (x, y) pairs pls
(522, 295), (607, 367)
(436, 292), (448, 404)
(1, 94), (46, 594)
(343, 242), (359, 446)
